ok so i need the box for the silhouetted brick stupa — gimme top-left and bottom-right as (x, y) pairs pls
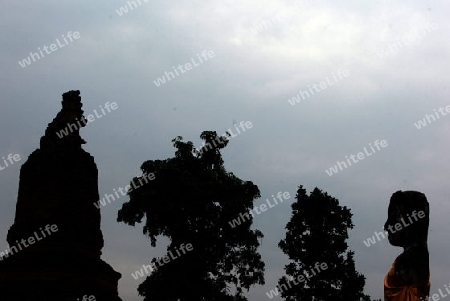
(0, 90), (121, 300)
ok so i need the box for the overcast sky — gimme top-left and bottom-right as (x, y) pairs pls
(1, 0), (449, 300)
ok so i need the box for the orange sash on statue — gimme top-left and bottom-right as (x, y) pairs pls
(384, 258), (430, 301)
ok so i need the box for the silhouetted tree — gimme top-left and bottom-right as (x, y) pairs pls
(340, 250), (371, 301)
(117, 131), (264, 301)
(277, 185), (370, 301)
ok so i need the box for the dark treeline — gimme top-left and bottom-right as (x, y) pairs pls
(118, 131), (382, 301)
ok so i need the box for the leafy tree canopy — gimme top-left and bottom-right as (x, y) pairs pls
(118, 131), (265, 301)
(278, 185), (370, 301)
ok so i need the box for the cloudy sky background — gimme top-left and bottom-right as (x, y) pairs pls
(1, 0), (449, 299)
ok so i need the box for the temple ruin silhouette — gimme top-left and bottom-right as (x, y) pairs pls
(0, 90), (122, 300)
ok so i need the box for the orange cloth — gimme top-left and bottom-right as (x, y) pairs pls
(384, 258), (430, 301)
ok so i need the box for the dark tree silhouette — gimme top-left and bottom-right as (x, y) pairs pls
(117, 131), (264, 301)
(277, 185), (370, 301)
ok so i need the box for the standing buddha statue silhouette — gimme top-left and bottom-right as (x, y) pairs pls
(384, 190), (430, 301)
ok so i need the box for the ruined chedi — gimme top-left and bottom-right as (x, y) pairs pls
(0, 90), (121, 300)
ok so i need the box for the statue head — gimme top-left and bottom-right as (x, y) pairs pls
(40, 90), (87, 149)
(384, 190), (429, 248)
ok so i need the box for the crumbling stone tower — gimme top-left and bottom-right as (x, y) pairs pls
(0, 90), (121, 300)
